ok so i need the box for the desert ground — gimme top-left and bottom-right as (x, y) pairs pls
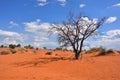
(0, 48), (120, 80)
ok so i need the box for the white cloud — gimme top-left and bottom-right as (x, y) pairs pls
(24, 19), (58, 48)
(96, 38), (120, 50)
(80, 4), (86, 8)
(113, 3), (120, 7)
(36, 0), (67, 7)
(0, 29), (20, 37)
(106, 17), (117, 23)
(37, 0), (48, 6)
(0, 29), (28, 45)
(32, 35), (58, 48)
(34, 36), (49, 42)
(106, 29), (120, 38)
(24, 19), (51, 33)
(33, 36), (58, 48)
(57, 0), (66, 7)
(9, 21), (18, 28)
(90, 29), (120, 50)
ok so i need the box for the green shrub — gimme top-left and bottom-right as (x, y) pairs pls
(0, 51), (9, 55)
(46, 52), (52, 55)
(10, 49), (17, 54)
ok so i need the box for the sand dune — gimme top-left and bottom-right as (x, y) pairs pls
(0, 49), (120, 80)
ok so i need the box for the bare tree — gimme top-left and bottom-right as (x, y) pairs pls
(50, 14), (106, 60)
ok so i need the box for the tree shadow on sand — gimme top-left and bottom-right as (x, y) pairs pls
(12, 57), (73, 68)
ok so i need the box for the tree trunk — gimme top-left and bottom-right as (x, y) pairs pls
(75, 52), (83, 60)
(75, 52), (80, 60)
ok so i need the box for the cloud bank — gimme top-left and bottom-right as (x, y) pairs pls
(106, 17), (117, 23)
(24, 19), (58, 48)
(0, 30), (27, 45)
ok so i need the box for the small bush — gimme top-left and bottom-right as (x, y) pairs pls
(106, 49), (113, 54)
(86, 47), (107, 56)
(10, 49), (17, 54)
(98, 48), (106, 56)
(117, 50), (120, 53)
(46, 52), (52, 55)
(0, 51), (9, 55)
(33, 50), (37, 54)
(87, 47), (105, 53)
(9, 44), (16, 49)
(36, 48), (39, 50)
(95, 48), (114, 56)
(55, 47), (62, 50)
(25, 49), (28, 52)
(24, 45), (33, 49)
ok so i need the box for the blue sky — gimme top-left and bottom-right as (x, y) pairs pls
(0, 0), (120, 50)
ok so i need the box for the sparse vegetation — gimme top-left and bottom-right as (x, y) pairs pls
(16, 44), (21, 48)
(86, 47), (116, 56)
(43, 47), (47, 49)
(24, 45), (34, 49)
(25, 49), (28, 52)
(9, 44), (16, 49)
(117, 50), (120, 53)
(46, 52), (52, 55)
(9, 44), (21, 49)
(87, 47), (105, 53)
(106, 49), (114, 54)
(98, 48), (106, 56)
(0, 45), (4, 48)
(33, 50), (37, 54)
(55, 47), (62, 51)
(36, 48), (39, 50)
(0, 51), (10, 55)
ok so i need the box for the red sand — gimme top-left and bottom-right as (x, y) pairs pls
(0, 49), (120, 80)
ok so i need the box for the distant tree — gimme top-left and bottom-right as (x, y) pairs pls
(9, 44), (16, 49)
(0, 45), (4, 48)
(43, 47), (47, 49)
(50, 13), (106, 60)
(24, 45), (33, 49)
(55, 47), (63, 50)
(16, 44), (21, 48)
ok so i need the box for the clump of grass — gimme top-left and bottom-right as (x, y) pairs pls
(46, 52), (52, 55)
(33, 50), (37, 54)
(36, 48), (39, 50)
(117, 50), (120, 53)
(98, 48), (106, 56)
(87, 47), (115, 56)
(10, 49), (17, 54)
(87, 47), (105, 53)
(25, 49), (28, 52)
(0, 51), (10, 55)
(106, 49), (113, 54)
(86, 47), (107, 56)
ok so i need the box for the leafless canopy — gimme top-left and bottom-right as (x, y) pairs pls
(50, 14), (106, 59)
